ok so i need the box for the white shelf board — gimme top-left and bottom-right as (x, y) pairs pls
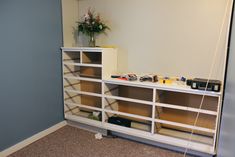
(65, 114), (102, 128)
(155, 119), (215, 134)
(103, 78), (221, 97)
(63, 62), (102, 68)
(158, 128), (213, 145)
(61, 47), (116, 52)
(104, 95), (153, 106)
(155, 103), (218, 116)
(64, 75), (102, 83)
(64, 89), (102, 97)
(104, 109), (153, 121)
(64, 102), (102, 111)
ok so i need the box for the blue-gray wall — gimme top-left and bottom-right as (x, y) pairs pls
(218, 4), (235, 157)
(0, 0), (64, 151)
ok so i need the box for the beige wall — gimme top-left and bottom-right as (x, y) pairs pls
(62, 0), (79, 47)
(64, 0), (233, 80)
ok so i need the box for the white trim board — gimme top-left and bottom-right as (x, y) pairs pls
(0, 121), (67, 157)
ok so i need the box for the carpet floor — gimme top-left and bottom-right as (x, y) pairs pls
(8, 126), (193, 157)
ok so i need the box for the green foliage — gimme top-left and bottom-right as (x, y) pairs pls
(77, 8), (110, 36)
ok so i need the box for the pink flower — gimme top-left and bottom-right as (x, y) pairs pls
(84, 13), (90, 21)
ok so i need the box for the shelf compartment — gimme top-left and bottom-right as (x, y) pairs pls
(104, 97), (152, 118)
(63, 51), (80, 63)
(104, 83), (153, 102)
(154, 122), (214, 145)
(104, 112), (152, 132)
(63, 64), (102, 79)
(65, 104), (102, 122)
(155, 107), (216, 133)
(155, 90), (219, 112)
(82, 51), (102, 65)
(64, 91), (102, 109)
(64, 78), (101, 94)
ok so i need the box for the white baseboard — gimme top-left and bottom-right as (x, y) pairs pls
(0, 121), (67, 157)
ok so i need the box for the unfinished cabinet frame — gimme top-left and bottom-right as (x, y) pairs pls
(61, 47), (222, 155)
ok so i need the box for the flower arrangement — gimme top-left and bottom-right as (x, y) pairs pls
(77, 8), (110, 47)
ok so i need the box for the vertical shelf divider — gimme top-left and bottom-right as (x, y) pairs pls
(102, 82), (105, 124)
(151, 88), (156, 134)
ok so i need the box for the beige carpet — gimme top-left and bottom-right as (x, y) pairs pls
(8, 126), (193, 157)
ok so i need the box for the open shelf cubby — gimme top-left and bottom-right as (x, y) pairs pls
(155, 107), (216, 133)
(63, 51), (80, 63)
(155, 90), (219, 113)
(104, 98), (152, 118)
(104, 83), (153, 102)
(154, 122), (214, 145)
(82, 51), (102, 65)
(64, 78), (102, 94)
(64, 91), (102, 109)
(65, 105), (102, 122)
(63, 64), (102, 79)
(104, 112), (152, 132)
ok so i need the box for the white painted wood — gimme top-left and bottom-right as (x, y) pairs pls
(104, 109), (152, 121)
(63, 62), (103, 68)
(64, 76), (102, 83)
(104, 95), (153, 106)
(102, 48), (118, 79)
(101, 82), (105, 123)
(155, 103), (218, 116)
(151, 88), (157, 134)
(64, 102), (102, 111)
(103, 123), (215, 155)
(62, 47), (106, 52)
(61, 47), (222, 155)
(155, 119), (215, 134)
(65, 114), (102, 128)
(213, 95), (222, 150)
(103, 78), (221, 97)
(158, 128), (213, 145)
(1, 121), (67, 157)
(64, 89), (102, 98)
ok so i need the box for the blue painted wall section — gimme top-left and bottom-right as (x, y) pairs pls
(0, 0), (64, 151)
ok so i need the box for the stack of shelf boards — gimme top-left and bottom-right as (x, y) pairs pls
(61, 47), (222, 155)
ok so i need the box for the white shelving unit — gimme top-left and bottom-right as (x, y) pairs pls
(61, 47), (222, 155)
(62, 47), (117, 126)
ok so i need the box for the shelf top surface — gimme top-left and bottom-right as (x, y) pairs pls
(103, 78), (222, 97)
(61, 47), (116, 52)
